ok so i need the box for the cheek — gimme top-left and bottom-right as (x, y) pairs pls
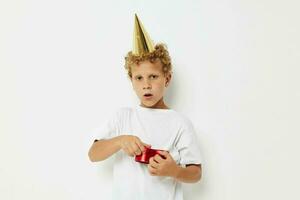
(153, 82), (165, 92)
(131, 81), (138, 88)
(132, 83), (142, 93)
(132, 83), (138, 91)
(156, 80), (166, 88)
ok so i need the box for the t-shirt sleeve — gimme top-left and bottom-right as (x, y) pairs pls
(90, 108), (123, 142)
(175, 117), (203, 166)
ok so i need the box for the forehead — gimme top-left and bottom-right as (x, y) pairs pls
(131, 60), (163, 75)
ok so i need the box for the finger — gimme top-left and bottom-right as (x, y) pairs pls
(150, 156), (159, 164)
(127, 144), (137, 156)
(148, 164), (157, 176)
(142, 142), (151, 148)
(136, 141), (146, 153)
(123, 146), (133, 157)
(132, 143), (142, 155)
(158, 151), (169, 158)
(153, 154), (165, 163)
(149, 163), (158, 170)
(149, 157), (159, 168)
(133, 145), (142, 155)
(136, 142), (145, 155)
(149, 172), (156, 176)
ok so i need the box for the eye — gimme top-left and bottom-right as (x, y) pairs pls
(136, 76), (142, 80)
(150, 75), (158, 79)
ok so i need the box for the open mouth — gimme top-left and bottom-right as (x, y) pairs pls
(144, 93), (153, 97)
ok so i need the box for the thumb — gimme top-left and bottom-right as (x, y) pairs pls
(143, 143), (151, 148)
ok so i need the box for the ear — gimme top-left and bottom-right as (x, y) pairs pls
(165, 72), (172, 86)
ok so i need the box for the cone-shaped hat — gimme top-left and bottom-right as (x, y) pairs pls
(132, 14), (155, 55)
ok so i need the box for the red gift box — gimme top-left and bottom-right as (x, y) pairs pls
(135, 147), (168, 164)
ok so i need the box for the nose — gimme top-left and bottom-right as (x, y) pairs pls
(143, 80), (151, 90)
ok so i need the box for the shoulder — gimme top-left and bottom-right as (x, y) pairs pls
(112, 106), (135, 118)
(170, 110), (194, 127)
(114, 106), (131, 114)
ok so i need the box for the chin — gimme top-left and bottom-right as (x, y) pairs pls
(141, 101), (156, 108)
(142, 103), (153, 108)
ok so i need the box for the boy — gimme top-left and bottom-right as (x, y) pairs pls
(88, 14), (203, 200)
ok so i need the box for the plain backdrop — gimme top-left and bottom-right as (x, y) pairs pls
(1, 0), (299, 199)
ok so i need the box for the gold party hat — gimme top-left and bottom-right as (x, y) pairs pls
(132, 14), (155, 55)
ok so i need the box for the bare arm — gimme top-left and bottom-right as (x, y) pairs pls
(88, 135), (151, 162)
(173, 164), (202, 183)
(88, 136), (122, 162)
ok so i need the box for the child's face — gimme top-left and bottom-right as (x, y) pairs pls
(130, 60), (171, 108)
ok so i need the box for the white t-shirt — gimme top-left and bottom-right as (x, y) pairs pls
(91, 105), (203, 200)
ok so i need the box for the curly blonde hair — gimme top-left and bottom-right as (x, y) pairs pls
(124, 43), (172, 79)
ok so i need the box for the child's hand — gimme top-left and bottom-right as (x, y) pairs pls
(118, 135), (151, 157)
(148, 151), (179, 178)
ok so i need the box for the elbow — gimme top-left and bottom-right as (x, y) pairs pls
(183, 164), (202, 183)
(88, 149), (95, 162)
(88, 141), (100, 162)
(88, 148), (99, 162)
(191, 164), (202, 183)
(189, 169), (202, 183)
(195, 165), (202, 183)
(195, 170), (202, 183)
(88, 147), (105, 162)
